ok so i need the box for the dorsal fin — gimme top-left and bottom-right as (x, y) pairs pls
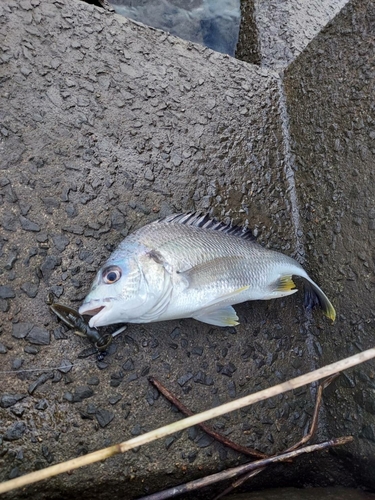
(159, 212), (256, 241)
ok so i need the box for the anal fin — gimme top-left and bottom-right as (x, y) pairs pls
(192, 305), (239, 327)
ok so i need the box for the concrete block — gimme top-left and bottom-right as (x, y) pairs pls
(284, 0), (375, 488)
(248, 0), (349, 68)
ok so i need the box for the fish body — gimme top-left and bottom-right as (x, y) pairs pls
(79, 213), (336, 328)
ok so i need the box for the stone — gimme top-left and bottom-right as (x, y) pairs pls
(28, 373), (53, 395)
(95, 409), (115, 428)
(0, 394), (27, 408)
(19, 215), (40, 232)
(20, 282), (39, 298)
(0, 286), (15, 299)
(72, 387), (94, 403)
(26, 327), (50, 345)
(3, 422), (26, 441)
(12, 323), (34, 339)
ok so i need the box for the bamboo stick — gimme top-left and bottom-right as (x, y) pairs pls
(0, 347), (374, 495)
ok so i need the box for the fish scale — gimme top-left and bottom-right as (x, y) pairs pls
(79, 213), (336, 328)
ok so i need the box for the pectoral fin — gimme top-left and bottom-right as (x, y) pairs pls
(192, 305), (239, 327)
(180, 257), (247, 288)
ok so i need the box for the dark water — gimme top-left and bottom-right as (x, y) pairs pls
(108, 0), (241, 56)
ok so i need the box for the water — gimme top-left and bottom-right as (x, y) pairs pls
(109, 0), (241, 56)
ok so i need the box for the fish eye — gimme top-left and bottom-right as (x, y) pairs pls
(102, 266), (122, 284)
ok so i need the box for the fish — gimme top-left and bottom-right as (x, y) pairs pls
(78, 212), (336, 328)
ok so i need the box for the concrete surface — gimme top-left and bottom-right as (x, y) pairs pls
(253, 0), (350, 68)
(284, 0), (375, 489)
(0, 0), (374, 498)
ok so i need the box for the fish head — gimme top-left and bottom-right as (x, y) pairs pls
(79, 257), (148, 328)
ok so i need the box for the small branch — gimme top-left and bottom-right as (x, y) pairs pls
(0, 345), (372, 495)
(212, 468), (265, 500)
(212, 374), (340, 500)
(284, 373), (339, 454)
(139, 437), (353, 500)
(149, 376), (267, 459)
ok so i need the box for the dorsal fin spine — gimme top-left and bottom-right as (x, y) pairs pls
(158, 212), (256, 241)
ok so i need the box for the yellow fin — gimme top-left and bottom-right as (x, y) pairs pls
(304, 280), (336, 322)
(274, 275), (297, 292)
(325, 303), (336, 322)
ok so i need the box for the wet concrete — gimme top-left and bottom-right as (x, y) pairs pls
(0, 0), (374, 498)
(284, 0), (375, 490)
(253, 0), (350, 68)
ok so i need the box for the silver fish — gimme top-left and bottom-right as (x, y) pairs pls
(79, 213), (336, 328)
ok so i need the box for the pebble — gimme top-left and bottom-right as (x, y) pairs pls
(122, 358), (134, 371)
(28, 373), (53, 395)
(19, 215), (40, 232)
(196, 434), (214, 448)
(130, 424), (142, 436)
(191, 346), (203, 356)
(96, 409), (114, 428)
(36, 233), (48, 243)
(42, 445), (54, 464)
(3, 422), (26, 441)
(35, 399), (48, 410)
(50, 285), (64, 298)
(72, 387), (94, 403)
(26, 326), (50, 345)
(2, 213), (17, 231)
(0, 299), (9, 312)
(87, 376), (100, 386)
(12, 358), (24, 370)
(96, 361), (108, 370)
(52, 234), (69, 252)
(63, 392), (73, 402)
(8, 467), (20, 479)
(227, 380), (236, 398)
(177, 373), (193, 387)
(11, 406), (25, 417)
(57, 359), (73, 374)
(110, 379), (121, 388)
(5, 251), (18, 270)
(220, 362), (237, 377)
(0, 394), (27, 408)
(52, 371), (63, 383)
(0, 343), (7, 354)
(165, 436), (175, 450)
(20, 282), (39, 298)
(24, 346), (40, 355)
(193, 371), (214, 386)
(40, 255), (62, 279)
(108, 394), (122, 405)
(0, 286), (15, 299)
(53, 326), (67, 340)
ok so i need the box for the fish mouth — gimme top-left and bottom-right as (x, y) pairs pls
(79, 300), (114, 328)
(80, 305), (105, 316)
